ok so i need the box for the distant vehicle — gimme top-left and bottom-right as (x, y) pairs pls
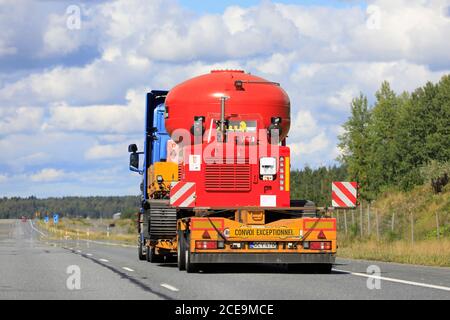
(21, 216), (27, 222)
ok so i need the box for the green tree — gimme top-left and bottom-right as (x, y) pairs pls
(290, 165), (348, 206)
(432, 75), (450, 161)
(338, 93), (372, 199)
(367, 81), (401, 194)
(339, 74), (450, 195)
(396, 76), (450, 189)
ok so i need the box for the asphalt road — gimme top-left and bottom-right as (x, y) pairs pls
(1, 219), (449, 300)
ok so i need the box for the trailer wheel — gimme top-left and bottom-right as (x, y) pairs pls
(290, 199), (316, 216)
(177, 231), (186, 271)
(185, 234), (198, 273)
(146, 246), (162, 263)
(138, 238), (146, 261)
(314, 263), (333, 274)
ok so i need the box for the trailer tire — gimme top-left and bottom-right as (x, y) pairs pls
(314, 263), (333, 274)
(286, 264), (301, 273)
(185, 234), (198, 273)
(290, 199), (316, 216)
(146, 246), (162, 263)
(138, 238), (146, 261)
(177, 231), (186, 271)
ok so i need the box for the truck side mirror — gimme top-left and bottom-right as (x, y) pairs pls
(128, 144), (138, 153)
(129, 152), (139, 170)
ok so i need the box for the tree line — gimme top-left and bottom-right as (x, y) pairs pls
(338, 75), (450, 200)
(290, 165), (348, 207)
(0, 196), (140, 219)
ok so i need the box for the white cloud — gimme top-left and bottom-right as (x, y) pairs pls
(288, 110), (332, 166)
(85, 143), (126, 160)
(0, 132), (93, 173)
(0, 38), (16, 57)
(16, 152), (50, 168)
(97, 134), (129, 143)
(0, 0), (21, 57)
(223, 6), (252, 34)
(331, 145), (343, 161)
(276, 0), (450, 67)
(30, 168), (65, 182)
(289, 132), (330, 157)
(95, 0), (301, 63)
(289, 60), (448, 117)
(45, 89), (145, 133)
(289, 110), (322, 140)
(0, 107), (44, 135)
(0, 174), (7, 183)
(0, 59), (145, 106)
(348, 0), (450, 67)
(249, 52), (298, 76)
(41, 14), (82, 56)
(327, 87), (359, 111)
(1, 165), (139, 197)
(2, 1), (449, 109)
(0, 0), (96, 64)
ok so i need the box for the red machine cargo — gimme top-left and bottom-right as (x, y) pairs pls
(165, 70), (291, 142)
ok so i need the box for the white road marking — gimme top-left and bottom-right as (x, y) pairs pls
(76, 250), (82, 253)
(334, 268), (450, 292)
(122, 267), (134, 272)
(79, 239), (137, 248)
(29, 220), (47, 237)
(86, 253), (93, 256)
(160, 283), (179, 292)
(69, 248), (73, 250)
(99, 258), (109, 263)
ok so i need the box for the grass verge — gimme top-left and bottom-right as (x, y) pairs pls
(37, 218), (137, 245)
(337, 238), (450, 267)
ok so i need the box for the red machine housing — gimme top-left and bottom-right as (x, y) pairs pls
(166, 70), (292, 209)
(165, 70), (291, 141)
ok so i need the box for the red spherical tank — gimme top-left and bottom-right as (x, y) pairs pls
(165, 70), (291, 142)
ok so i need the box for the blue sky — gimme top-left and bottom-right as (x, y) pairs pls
(0, 0), (449, 197)
(178, 0), (366, 13)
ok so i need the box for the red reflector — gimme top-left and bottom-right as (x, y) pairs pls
(195, 241), (217, 250)
(202, 230), (211, 239)
(310, 242), (321, 250)
(310, 241), (331, 250)
(318, 230), (326, 239)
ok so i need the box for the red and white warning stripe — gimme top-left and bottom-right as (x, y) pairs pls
(170, 182), (196, 208)
(332, 182), (357, 208)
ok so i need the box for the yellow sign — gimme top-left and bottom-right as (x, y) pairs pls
(231, 228), (298, 239)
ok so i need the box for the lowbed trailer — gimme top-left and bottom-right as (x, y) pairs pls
(177, 209), (336, 273)
(141, 204), (336, 273)
(129, 70), (337, 273)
